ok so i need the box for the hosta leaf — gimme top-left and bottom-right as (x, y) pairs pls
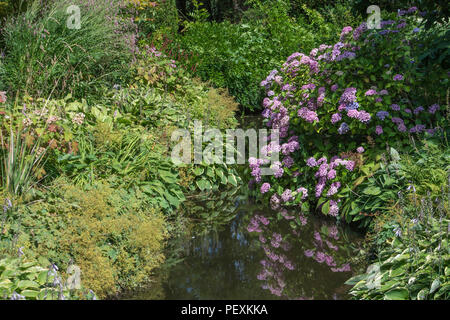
(21, 289), (39, 298)
(417, 288), (429, 300)
(228, 174), (237, 187)
(158, 170), (178, 183)
(384, 287), (409, 300)
(389, 266), (406, 277)
(345, 274), (368, 285)
(430, 279), (440, 294)
(17, 280), (39, 289)
(193, 167), (204, 176)
(196, 179), (211, 191)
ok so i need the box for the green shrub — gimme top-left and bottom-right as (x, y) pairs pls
(126, 0), (179, 39)
(169, 0), (359, 111)
(13, 178), (168, 298)
(340, 138), (449, 228)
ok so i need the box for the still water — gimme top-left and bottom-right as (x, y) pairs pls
(121, 198), (365, 300)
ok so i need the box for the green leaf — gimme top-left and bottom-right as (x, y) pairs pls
(384, 288), (409, 300)
(363, 186), (382, 196)
(389, 266), (406, 278)
(390, 147), (400, 162)
(345, 274), (368, 285)
(430, 279), (440, 294)
(165, 192), (180, 208)
(158, 170), (178, 184)
(322, 200), (330, 215)
(37, 271), (48, 285)
(417, 289), (429, 300)
(17, 280), (39, 290)
(21, 289), (39, 298)
(196, 179), (211, 191)
(206, 167), (215, 178)
(193, 167), (204, 176)
(228, 174), (237, 187)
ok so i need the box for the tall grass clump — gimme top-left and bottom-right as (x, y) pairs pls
(0, 126), (46, 197)
(0, 0), (136, 100)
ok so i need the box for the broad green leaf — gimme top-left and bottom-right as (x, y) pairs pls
(21, 289), (39, 298)
(228, 174), (237, 187)
(384, 288), (409, 300)
(17, 280), (39, 290)
(430, 279), (440, 294)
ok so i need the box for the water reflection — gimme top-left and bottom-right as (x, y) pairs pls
(122, 202), (364, 300)
(249, 208), (361, 299)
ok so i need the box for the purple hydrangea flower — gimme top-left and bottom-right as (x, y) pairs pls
(414, 106), (424, 115)
(304, 249), (314, 257)
(376, 111), (389, 120)
(345, 102), (360, 111)
(391, 104), (400, 111)
(375, 125), (383, 135)
(327, 169), (336, 180)
(338, 122), (349, 134)
(261, 183), (271, 194)
(393, 74), (404, 81)
(270, 194), (281, 210)
(281, 189), (293, 202)
(339, 87), (357, 104)
(358, 110), (371, 123)
(347, 109), (359, 119)
(340, 26), (353, 40)
(296, 187), (308, 200)
(282, 156), (294, 168)
(398, 123), (407, 132)
(329, 201), (339, 217)
(306, 157), (317, 167)
(428, 104), (440, 114)
(331, 113), (342, 124)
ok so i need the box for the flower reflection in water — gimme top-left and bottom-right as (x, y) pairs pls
(248, 208), (362, 300)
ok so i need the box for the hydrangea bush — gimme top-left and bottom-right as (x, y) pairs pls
(250, 7), (447, 223)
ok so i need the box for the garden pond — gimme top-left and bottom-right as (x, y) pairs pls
(119, 196), (366, 300)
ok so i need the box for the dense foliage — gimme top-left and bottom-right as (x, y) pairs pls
(0, 256), (96, 299)
(249, 7), (447, 225)
(0, 0), (447, 301)
(160, 0), (360, 111)
(346, 194), (449, 300)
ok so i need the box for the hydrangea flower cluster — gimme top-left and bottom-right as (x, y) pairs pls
(307, 156), (354, 214)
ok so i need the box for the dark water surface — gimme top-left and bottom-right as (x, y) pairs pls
(121, 200), (365, 300)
